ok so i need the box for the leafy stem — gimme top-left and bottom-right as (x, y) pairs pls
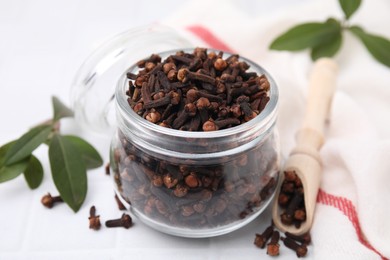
(269, 0), (390, 68)
(0, 96), (103, 212)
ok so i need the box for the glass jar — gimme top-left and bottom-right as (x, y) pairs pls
(72, 25), (280, 238)
(111, 50), (280, 237)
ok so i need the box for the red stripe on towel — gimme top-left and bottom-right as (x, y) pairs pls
(186, 25), (234, 52)
(317, 189), (387, 260)
(186, 24), (388, 260)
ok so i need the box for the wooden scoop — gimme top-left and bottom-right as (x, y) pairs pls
(272, 58), (338, 235)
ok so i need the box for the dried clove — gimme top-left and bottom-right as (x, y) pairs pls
(115, 194), (126, 210)
(254, 225), (274, 249)
(105, 213), (133, 229)
(267, 231), (280, 256)
(202, 118), (240, 131)
(285, 232), (311, 246)
(282, 236), (308, 258)
(105, 163), (110, 175)
(88, 206), (101, 230)
(41, 193), (63, 208)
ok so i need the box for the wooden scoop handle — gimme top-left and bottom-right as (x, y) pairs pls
(272, 58), (338, 235)
(295, 58), (338, 154)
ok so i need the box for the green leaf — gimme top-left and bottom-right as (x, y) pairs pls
(339, 0), (361, 20)
(64, 135), (103, 169)
(311, 30), (342, 60)
(350, 26), (390, 68)
(4, 124), (52, 165)
(270, 20), (341, 51)
(49, 134), (87, 212)
(0, 142), (30, 183)
(23, 155), (44, 189)
(52, 96), (74, 121)
(0, 160), (30, 183)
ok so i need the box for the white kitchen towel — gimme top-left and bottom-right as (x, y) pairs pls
(164, 0), (390, 259)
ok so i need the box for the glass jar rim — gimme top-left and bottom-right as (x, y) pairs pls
(115, 48), (279, 140)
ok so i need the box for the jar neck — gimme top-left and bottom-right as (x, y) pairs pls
(115, 49), (279, 159)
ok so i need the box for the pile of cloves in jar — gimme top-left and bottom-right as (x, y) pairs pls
(126, 47), (270, 130)
(113, 140), (278, 228)
(254, 222), (311, 257)
(108, 47), (279, 229)
(278, 171), (307, 228)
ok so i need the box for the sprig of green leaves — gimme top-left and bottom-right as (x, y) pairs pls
(0, 97), (103, 212)
(269, 0), (390, 68)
